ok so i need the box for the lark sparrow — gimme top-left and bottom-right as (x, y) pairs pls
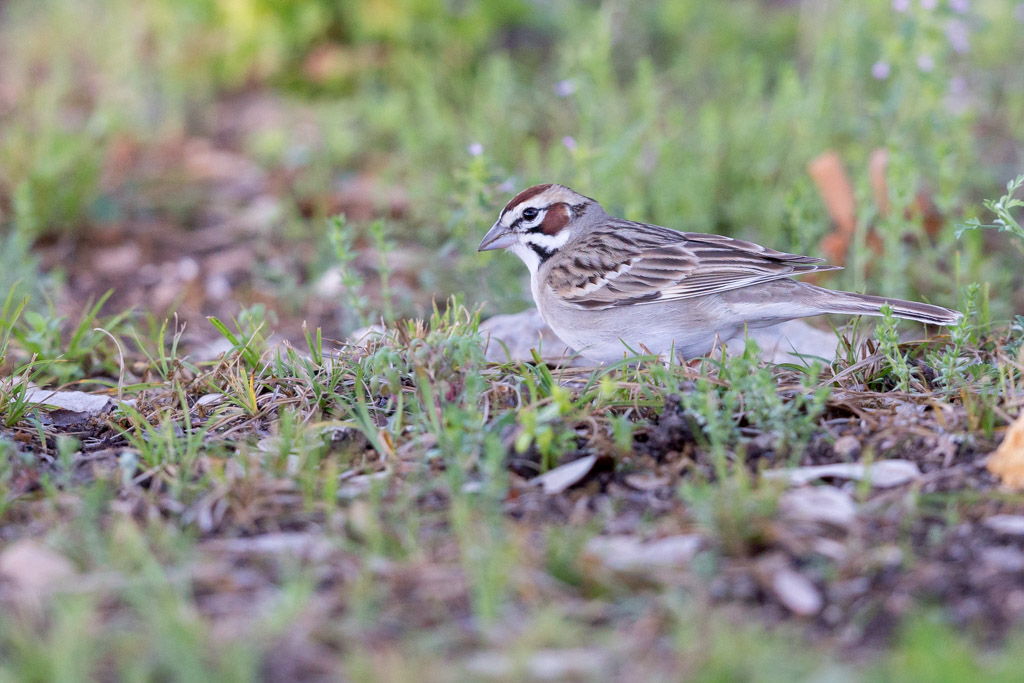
(478, 184), (961, 363)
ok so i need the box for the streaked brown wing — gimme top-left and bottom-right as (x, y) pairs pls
(547, 221), (841, 310)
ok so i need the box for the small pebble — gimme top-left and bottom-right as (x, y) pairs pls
(833, 435), (861, 459)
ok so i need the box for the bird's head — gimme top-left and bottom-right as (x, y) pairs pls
(477, 184), (601, 272)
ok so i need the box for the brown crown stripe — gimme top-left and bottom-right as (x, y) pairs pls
(502, 184), (553, 215)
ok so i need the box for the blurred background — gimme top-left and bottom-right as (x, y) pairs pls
(1, 0), (1022, 349)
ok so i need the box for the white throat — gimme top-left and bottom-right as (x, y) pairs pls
(510, 241), (543, 274)
(509, 230), (571, 275)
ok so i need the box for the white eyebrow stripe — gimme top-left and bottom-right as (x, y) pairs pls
(508, 204), (543, 227)
(502, 185), (583, 225)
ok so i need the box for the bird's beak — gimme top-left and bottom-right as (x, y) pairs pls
(478, 222), (516, 252)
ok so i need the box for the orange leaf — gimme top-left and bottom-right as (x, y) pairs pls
(808, 150), (885, 274)
(809, 151), (857, 267)
(915, 190), (944, 239)
(988, 412), (1024, 490)
(808, 151), (857, 237)
(869, 148), (889, 217)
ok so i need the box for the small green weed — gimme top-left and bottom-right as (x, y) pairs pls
(957, 174), (1024, 252)
(681, 470), (783, 558)
(874, 304), (913, 392)
(208, 304), (275, 370)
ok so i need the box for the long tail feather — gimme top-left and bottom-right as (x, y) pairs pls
(808, 286), (962, 326)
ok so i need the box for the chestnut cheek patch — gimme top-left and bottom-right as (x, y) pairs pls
(541, 204), (570, 235)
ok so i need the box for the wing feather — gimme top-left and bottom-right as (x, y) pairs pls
(546, 220), (841, 310)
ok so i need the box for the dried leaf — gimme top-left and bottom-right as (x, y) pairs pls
(981, 546), (1024, 573)
(983, 514), (1024, 537)
(869, 148), (890, 216)
(771, 566), (823, 616)
(531, 455), (600, 495)
(23, 387), (113, 414)
(832, 435), (862, 459)
(987, 411), (1024, 489)
(623, 472), (671, 491)
(585, 534), (702, 573)
(22, 387), (114, 427)
(762, 460), (921, 488)
(809, 151), (857, 239)
(779, 485), (857, 529)
(464, 648), (611, 680)
(200, 533), (334, 562)
(809, 150), (883, 269)
(916, 190), (944, 238)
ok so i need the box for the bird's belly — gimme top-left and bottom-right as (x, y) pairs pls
(539, 299), (737, 363)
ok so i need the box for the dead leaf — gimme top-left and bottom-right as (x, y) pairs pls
(92, 243), (142, 275)
(916, 190), (944, 238)
(983, 514), (1024, 537)
(184, 138), (264, 184)
(832, 435), (862, 459)
(869, 148), (890, 216)
(809, 151), (857, 241)
(303, 44), (348, 84)
(531, 455), (607, 495)
(196, 393), (223, 407)
(779, 485), (857, 529)
(809, 150), (883, 269)
(584, 534), (702, 573)
(23, 387), (113, 414)
(762, 460), (921, 488)
(987, 411), (1024, 489)
(22, 387), (114, 427)
(623, 472), (671, 491)
(981, 546), (1024, 573)
(200, 533), (335, 563)
(771, 566), (823, 616)
(464, 648), (611, 680)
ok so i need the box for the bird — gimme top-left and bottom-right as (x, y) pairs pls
(477, 183), (961, 363)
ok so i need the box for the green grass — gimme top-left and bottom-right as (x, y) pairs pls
(1, 0), (1024, 677)
(3, 0), (1022, 314)
(0, 283), (1018, 675)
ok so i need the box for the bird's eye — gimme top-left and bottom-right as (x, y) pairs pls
(522, 207), (539, 221)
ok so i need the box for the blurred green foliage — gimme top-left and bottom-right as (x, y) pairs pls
(0, 0), (1022, 315)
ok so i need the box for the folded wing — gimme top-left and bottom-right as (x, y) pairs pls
(547, 221), (841, 311)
